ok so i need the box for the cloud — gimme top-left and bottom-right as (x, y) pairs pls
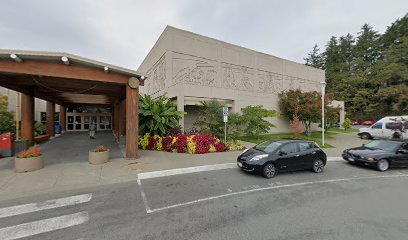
(0, 0), (407, 70)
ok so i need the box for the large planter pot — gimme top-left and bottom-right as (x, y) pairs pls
(89, 150), (110, 165)
(15, 156), (44, 173)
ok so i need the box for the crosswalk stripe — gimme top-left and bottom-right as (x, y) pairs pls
(0, 211), (89, 240)
(0, 194), (92, 219)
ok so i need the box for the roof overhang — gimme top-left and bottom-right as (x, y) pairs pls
(0, 49), (146, 105)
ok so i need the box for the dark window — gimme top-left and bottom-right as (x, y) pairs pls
(371, 123), (383, 129)
(386, 122), (402, 130)
(280, 143), (298, 154)
(298, 142), (313, 151)
(40, 112), (46, 125)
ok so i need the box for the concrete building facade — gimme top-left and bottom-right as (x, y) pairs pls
(138, 26), (342, 133)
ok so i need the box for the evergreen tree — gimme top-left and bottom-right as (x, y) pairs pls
(304, 44), (324, 69)
(304, 14), (408, 120)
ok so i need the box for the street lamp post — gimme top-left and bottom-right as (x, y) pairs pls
(321, 81), (326, 146)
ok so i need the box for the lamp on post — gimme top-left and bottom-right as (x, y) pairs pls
(321, 81), (326, 146)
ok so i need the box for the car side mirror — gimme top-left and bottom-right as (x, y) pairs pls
(397, 149), (408, 154)
(279, 151), (287, 156)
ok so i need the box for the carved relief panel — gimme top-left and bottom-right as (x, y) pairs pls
(146, 55), (166, 94)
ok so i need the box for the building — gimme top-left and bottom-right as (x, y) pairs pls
(0, 50), (144, 158)
(138, 26), (344, 133)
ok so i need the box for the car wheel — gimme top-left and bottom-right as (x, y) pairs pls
(262, 163), (277, 178)
(312, 159), (325, 173)
(377, 159), (390, 172)
(360, 133), (371, 139)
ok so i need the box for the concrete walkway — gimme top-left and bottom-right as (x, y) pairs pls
(0, 132), (139, 201)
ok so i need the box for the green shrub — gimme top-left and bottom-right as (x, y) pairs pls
(34, 122), (46, 137)
(0, 94), (15, 134)
(139, 95), (185, 136)
(342, 118), (352, 130)
(226, 139), (245, 151)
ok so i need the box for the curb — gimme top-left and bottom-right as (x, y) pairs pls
(138, 157), (344, 180)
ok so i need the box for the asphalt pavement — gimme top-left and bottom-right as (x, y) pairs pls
(1, 160), (408, 240)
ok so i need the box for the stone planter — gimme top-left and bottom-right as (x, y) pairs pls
(89, 150), (110, 165)
(15, 156), (44, 173)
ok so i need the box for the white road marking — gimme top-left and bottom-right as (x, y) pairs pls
(138, 159), (343, 180)
(138, 163), (237, 180)
(0, 211), (89, 240)
(327, 157), (343, 161)
(145, 174), (408, 214)
(137, 179), (151, 213)
(0, 194), (92, 219)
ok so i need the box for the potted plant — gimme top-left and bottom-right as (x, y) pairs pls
(15, 148), (44, 173)
(89, 145), (110, 165)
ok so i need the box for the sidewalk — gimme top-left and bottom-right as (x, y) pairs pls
(0, 131), (359, 202)
(0, 132), (139, 202)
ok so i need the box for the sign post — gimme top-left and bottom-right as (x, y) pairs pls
(223, 107), (228, 143)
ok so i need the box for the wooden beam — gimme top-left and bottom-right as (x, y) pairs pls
(0, 60), (130, 84)
(21, 92), (34, 146)
(126, 85), (139, 159)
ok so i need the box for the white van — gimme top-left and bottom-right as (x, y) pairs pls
(358, 116), (408, 139)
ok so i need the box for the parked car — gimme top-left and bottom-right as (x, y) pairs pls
(352, 121), (360, 125)
(358, 116), (408, 140)
(342, 140), (408, 171)
(362, 120), (375, 126)
(237, 139), (327, 178)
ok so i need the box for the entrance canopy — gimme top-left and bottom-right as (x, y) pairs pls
(0, 49), (145, 158)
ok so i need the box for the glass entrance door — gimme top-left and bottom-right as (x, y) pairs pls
(67, 116), (74, 130)
(84, 116), (97, 130)
(99, 116), (112, 130)
(75, 116), (82, 130)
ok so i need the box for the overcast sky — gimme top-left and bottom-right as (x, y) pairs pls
(1, 0), (407, 70)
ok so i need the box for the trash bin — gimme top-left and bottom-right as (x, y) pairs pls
(55, 123), (62, 134)
(14, 139), (29, 156)
(0, 133), (15, 157)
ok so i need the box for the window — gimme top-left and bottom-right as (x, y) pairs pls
(40, 112), (47, 125)
(280, 143), (298, 154)
(371, 123), (383, 129)
(255, 141), (283, 153)
(386, 122), (402, 130)
(298, 142), (313, 151)
(40, 112), (60, 124)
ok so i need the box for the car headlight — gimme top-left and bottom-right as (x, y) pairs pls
(249, 154), (268, 161)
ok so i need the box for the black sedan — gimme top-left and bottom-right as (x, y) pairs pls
(237, 139), (327, 178)
(342, 140), (408, 171)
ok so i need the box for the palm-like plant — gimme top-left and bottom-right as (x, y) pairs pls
(139, 95), (185, 136)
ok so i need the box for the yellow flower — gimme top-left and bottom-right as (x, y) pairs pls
(209, 144), (216, 153)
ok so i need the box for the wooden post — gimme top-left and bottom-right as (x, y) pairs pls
(46, 101), (55, 137)
(118, 99), (126, 142)
(60, 105), (66, 132)
(21, 92), (34, 146)
(126, 85), (138, 158)
(113, 103), (119, 138)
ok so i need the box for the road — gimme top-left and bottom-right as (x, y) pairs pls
(1, 161), (408, 240)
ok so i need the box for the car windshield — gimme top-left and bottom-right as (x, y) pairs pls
(364, 140), (401, 152)
(255, 141), (283, 153)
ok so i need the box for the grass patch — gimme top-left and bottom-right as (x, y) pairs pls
(238, 133), (334, 148)
(326, 127), (359, 133)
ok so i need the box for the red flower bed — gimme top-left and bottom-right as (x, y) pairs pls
(139, 133), (226, 154)
(18, 148), (42, 158)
